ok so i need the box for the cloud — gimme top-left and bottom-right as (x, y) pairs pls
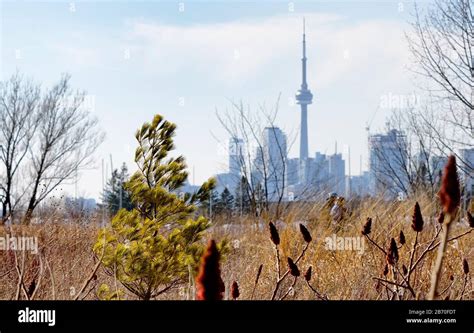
(123, 13), (410, 89)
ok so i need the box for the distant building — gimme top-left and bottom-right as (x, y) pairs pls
(290, 151), (346, 200)
(295, 19), (313, 162)
(263, 126), (288, 201)
(64, 197), (97, 213)
(429, 155), (448, 186)
(214, 172), (238, 193)
(460, 148), (474, 198)
(287, 158), (299, 186)
(347, 171), (370, 197)
(214, 22), (350, 202)
(369, 129), (409, 196)
(177, 180), (201, 196)
(328, 153), (346, 195)
(229, 137), (244, 175)
(215, 137), (244, 194)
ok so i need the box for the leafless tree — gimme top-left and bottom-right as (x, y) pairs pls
(23, 74), (104, 223)
(370, 108), (445, 198)
(0, 73), (41, 221)
(407, 0), (473, 170)
(216, 96), (295, 219)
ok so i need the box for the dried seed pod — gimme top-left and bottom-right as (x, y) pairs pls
(411, 202), (424, 232)
(255, 264), (263, 285)
(386, 238), (399, 266)
(463, 259), (469, 275)
(304, 266), (312, 282)
(299, 224), (312, 243)
(467, 212), (474, 228)
(438, 155), (460, 216)
(375, 280), (381, 292)
(196, 240), (225, 300)
(437, 212), (445, 224)
(230, 281), (240, 300)
(269, 222), (280, 246)
(399, 230), (406, 245)
(287, 257), (300, 277)
(361, 217), (372, 236)
(402, 264), (408, 276)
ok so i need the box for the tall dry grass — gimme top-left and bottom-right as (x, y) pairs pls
(0, 196), (472, 300)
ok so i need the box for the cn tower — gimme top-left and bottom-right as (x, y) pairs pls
(295, 18), (313, 161)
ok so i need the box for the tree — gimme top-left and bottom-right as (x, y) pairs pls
(0, 72), (103, 223)
(216, 96), (295, 219)
(102, 163), (133, 216)
(0, 73), (40, 221)
(94, 114), (219, 300)
(407, 0), (473, 170)
(23, 74), (104, 223)
(370, 109), (444, 198)
(213, 187), (234, 218)
(234, 176), (251, 215)
(200, 189), (219, 219)
(220, 188), (235, 213)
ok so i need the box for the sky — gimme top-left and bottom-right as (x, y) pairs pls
(0, 0), (432, 201)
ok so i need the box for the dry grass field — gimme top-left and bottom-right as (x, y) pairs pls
(1, 196), (472, 301)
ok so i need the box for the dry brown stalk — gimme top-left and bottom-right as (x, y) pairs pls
(250, 264), (263, 300)
(270, 241), (310, 300)
(429, 155), (460, 300)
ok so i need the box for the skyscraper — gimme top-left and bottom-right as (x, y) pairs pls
(260, 126), (288, 201)
(229, 137), (244, 175)
(295, 19), (313, 161)
(369, 129), (409, 196)
(459, 148), (474, 198)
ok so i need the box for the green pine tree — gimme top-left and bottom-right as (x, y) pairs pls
(234, 176), (251, 215)
(102, 163), (133, 216)
(94, 114), (222, 300)
(200, 189), (219, 219)
(219, 187), (235, 217)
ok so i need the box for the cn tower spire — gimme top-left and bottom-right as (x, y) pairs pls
(302, 17), (307, 89)
(295, 18), (313, 161)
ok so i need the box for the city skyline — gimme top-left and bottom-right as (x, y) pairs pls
(2, 1), (435, 200)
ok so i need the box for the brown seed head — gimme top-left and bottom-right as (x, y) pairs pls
(467, 212), (474, 228)
(299, 224), (312, 243)
(438, 155), (460, 216)
(399, 230), (406, 245)
(402, 264), (408, 276)
(411, 202), (424, 232)
(269, 222), (280, 246)
(287, 257), (300, 277)
(375, 280), (380, 292)
(196, 240), (225, 300)
(463, 259), (469, 275)
(437, 212), (445, 224)
(230, 281), (240, 300)
(386, 238), (399, 266)
(361, 217), (372, 236)
(304, 266), (312, 282)
(255, 264), (263, 285)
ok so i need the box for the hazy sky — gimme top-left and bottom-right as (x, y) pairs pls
(1, 1), (429, 200)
